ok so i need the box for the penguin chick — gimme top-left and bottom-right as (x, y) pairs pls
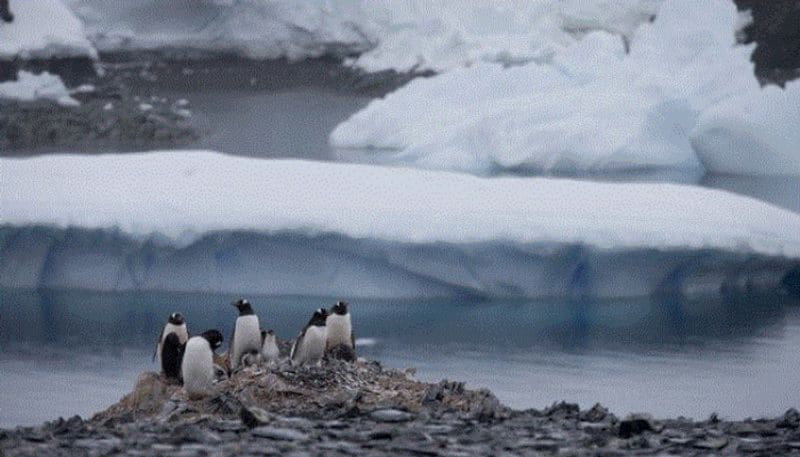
(212, 352), (229, 382)
(261, 329), (280, 364)
(229, 299), (261, 372)
(182, 329), (223, 399)
(161, 333), (185, 381)
(291, 308), (328, 365)
(325, 301), (354, 352)
(155, 312), (188, 366)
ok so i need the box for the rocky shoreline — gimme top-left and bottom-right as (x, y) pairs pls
(3, 358), (800, 456)
(0, 54), (420, 155)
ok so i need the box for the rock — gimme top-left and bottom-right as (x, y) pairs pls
(729, 422), (759, 436)
(580, 403), (609, 423)
(73, 437), (122, 450)
(370, 409), (414, 423)
(779, 408), (800, 428)
(738, 437), (769, 453)
(618, 417), (653, 439)
(240, 406), (272, 429)
(167, 424), (222, 445)
(251, 426), (309, 442)
(368, 430), (394, 440)
(51, 415), (85, 435)
(544, 401), (580, 419)
(693, 437), (728, 450)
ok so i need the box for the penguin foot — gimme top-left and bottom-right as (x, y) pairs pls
(326, 344), (357, 362)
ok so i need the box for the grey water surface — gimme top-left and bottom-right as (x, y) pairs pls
(1, 287), (799, 427)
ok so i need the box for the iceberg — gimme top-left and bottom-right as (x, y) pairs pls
(330, 0), (800, 177)
(1, 151), (798, 299)
(0, 0), (96, 61)
(0, 71), (79, 106)
(64, 0), (659, 73)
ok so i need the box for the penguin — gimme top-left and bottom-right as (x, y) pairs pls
(154, 312), (188, 367)
(182, 329), (223, 399)
(325, 301), (354, 350)
(161, 333), (185, 381)
(261, 329), (280, 364)
(0, 0), (13, 23)
(290, 308), (328, 365)
(229, 299), (261, 372)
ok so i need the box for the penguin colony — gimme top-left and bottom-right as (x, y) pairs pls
(155, 300), (355, 397)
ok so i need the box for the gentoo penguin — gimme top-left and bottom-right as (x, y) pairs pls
(182, 329), (223, 399)
(290, 308), (328, 365)
(154, 312), (188, 366)
(0, 0), (13, 23)
(326, 301), (354, 349)
(261, 329), (280, 364)
(161, 333), (185, 381)
(229, 299), (261, 371)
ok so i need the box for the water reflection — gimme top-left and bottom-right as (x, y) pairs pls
(2, 288), (800, 426)
(0, 288), (796, 354)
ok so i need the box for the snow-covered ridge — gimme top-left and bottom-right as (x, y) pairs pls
(1, 151), (799, 298)
(0, 0), (96, 61)
(63, 0), (660, 73)
(330, 0), (800, 177)
(2, 151), (800, 256)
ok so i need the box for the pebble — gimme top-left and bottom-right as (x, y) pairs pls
(251, 426), (310, 442)
(370, 409), (415, 423)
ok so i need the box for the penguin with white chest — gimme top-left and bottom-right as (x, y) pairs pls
(229, 299), (261, 371)
(325, 301), (356, 361)
(182, 329), (223, 398)
(154, 312), (188, 374)
(291, 308), (328, 365)
(261, 329), (280, 364)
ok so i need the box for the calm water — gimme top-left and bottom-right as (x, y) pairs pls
(1, 287), (799, 427)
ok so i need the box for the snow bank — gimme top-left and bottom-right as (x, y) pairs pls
(692, 80), (800, 176)
(0, 71), (79, 106)
(1, 151), (799, 298)
(330, 0), (800, 177)
(0, 0), (96, 60)
(65, 0), (659, 73)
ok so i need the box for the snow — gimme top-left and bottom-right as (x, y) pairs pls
(330, 0), (800, 177)
(0, 151), (798, 298)
(64, 0), (659, 73)
(0, 0), (96, 60)
(692, 80), (800, 176)
(0, 71), (79, 106)
(2, 150), (799, 256)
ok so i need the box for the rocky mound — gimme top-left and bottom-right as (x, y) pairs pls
(96, 359), (506, 425)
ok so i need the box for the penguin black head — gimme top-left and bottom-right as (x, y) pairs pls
(309, 308), (328, 327)
(200, 329), (224, 350)
(231, 299), (254, 316)
(331, 301), (349, 315)
(261, 329), (275, 344)
(168, 312), (185, 325)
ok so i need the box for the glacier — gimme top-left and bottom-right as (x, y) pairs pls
(1, 151), (798, 299)
(0, 0), (96, 61)
(63, 0), (660, 73)
(330, 0), (800, 177)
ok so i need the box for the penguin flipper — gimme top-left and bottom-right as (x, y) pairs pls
(229, 323), (235, 361)
(290, 330), (305, 361)
(351, 331), (355, 350)
(153, 325), (165, 362)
